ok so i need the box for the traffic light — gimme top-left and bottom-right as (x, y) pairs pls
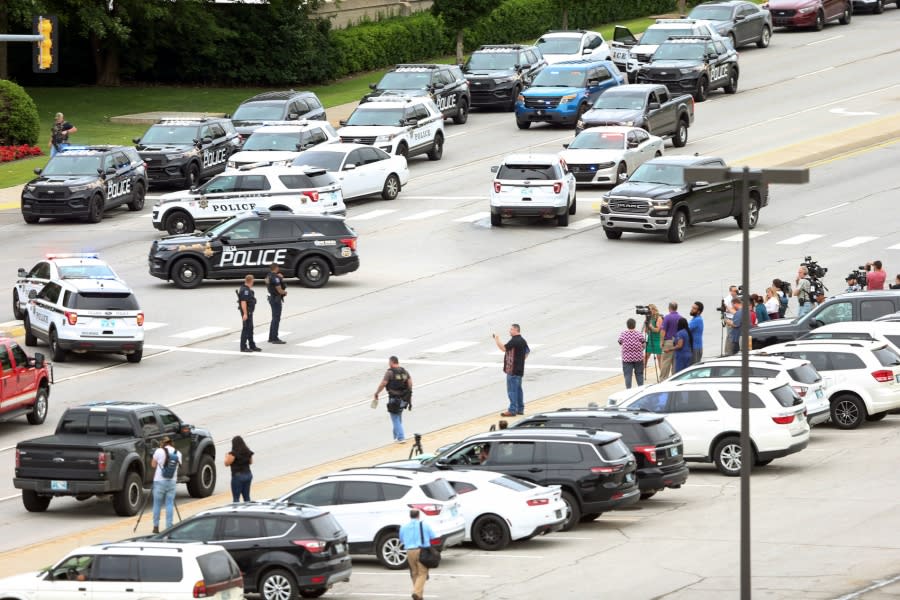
(33, 15), (58, 74)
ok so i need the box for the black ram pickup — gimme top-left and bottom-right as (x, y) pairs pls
(14, 401), (217, 516)
(576, 84), (694, 147)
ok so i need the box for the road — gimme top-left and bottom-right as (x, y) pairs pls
(0, 11), (899, 599)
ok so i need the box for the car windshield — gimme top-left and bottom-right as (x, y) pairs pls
(689, 5), (734, 20)
(232, 102), (284, 121)
(639, 28), (685, 45)
(536, 37), (581, 55)
(42, 155), (103, 176)
(205, 215), (239, 237)
(58, 265), (117, 279)
(628, 162), (684, 185)
(466, 51), (517, 71)
(569, 131), (625, 150)
(531, 68), (586, 88)
(242, 132), (302, 151)
(377, 71), (432, 90)
(292, 151), (344, 172)
(592, 93), (646, 110)
(345, 107), (406, 126)
(140, 125), (197, 145)
(653, 43), (705, 61)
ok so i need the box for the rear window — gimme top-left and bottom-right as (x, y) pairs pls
(873, 346), (900, 367)
(720, 391), (766, 409)
(305, 512), (345, 539)
(304, 220), (353, 237)
(197, 550), (240, 585)
(56, 411), (133, 435)
(640, 419), (677, 441)
(490, 476), (537, 492)
(421, 479), (456, 502)
(67, 292), (139, 311)
(497, 164), (556, 180)
(138, 556), (183, 582)
(771, 384), (802, 407)
(597, 439), (630, 461)
(886, 335), (900, 349)
(787, 363), (821, 384)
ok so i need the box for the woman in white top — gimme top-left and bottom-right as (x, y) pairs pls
(764, 287), (781, 321)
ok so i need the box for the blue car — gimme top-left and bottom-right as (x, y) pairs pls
(516, 59), (625, 129)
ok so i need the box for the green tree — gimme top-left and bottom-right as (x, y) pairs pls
(0, 79), (41, 145)
(551, 0), (592, 29)
(432, 0), (503, 64)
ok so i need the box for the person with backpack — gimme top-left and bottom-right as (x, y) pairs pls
(373, 356), (413, 444)
(150, 436), (181, 533)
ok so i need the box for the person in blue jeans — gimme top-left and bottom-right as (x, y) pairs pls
(494, 324), (530, 417)
(374, 356), (413, 444)
(667, 318), (694, 374)
(150, 436), (180, 533)
(224, 435), (254, 502)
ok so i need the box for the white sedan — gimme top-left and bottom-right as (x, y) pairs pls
(559, 126), (664, 186)
(291, 142), (409, 201)
(439, 470), (567, 551)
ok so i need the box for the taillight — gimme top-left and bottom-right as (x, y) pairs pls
(591, 464), (624, 474)
(772, 415), (795, 425)
(872, 370), (894, 383)
(64, 311), (78, 325)
(408, 503), (442, 516)
(634, 445), (658, 464)
(493, 181), (501, 193)
(526, 498), (549, 506)
(340, 237), (357, 251)
(292, 539), (326, 553)
(97, 452), (108, 472)
(193, 580), (207, 598)
(136, 312), (145, 326)
(791, 385), (808, 397)
(552, 181), (562, 194)
(15, 449), (21, 469)
(302, 190), (319, 202)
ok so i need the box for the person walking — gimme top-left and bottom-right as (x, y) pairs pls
(150, 436), (180, 534)
(238, 274), (261, 353)
(399, 509), (435, 600)
(658, 302), (682, 380)
(764, 287), (781, 320)
(643, 304), (663, 378)
(494, 324), (530, 417)
(265, 263), (287, 344)
(224, 436), (254, 502)
(618, 318), (645, 389)
(49, 112), (77, 157)
(373, 356), (412, 444)
(866, 260), (887, 290)
(688, 301), (704, 364)
(666, 318), (693, 374)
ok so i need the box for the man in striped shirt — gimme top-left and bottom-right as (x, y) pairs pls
(618, 318), (646, 388)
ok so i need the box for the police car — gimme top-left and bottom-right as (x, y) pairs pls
(20, 146), (148, 224)
(151, 166), (346, 235)
(23, 277), (144, 363)
(636, 35), (739, 101)
(364, 64), (471, 124)
(463, 44), (547, 111)
(611, 19), (731, 81)
(224, 121), (339, 171)
(148, 209), (359, 289)
(231, 90), (327, 139)
(13, 253), (122, 320)
(134, 117), (241, 188)
(338, 96), (445, 161)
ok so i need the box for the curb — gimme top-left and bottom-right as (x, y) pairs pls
(0, 321), (25, 338)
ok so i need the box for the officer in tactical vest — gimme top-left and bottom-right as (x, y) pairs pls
(373, 356), (413, 444)
(238, 274), (261, 353)
(266, 263), (287, 344)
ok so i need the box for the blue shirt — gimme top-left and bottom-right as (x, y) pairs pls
(729, 309), (743, 342)
(675, 330), (692, 361)
(689, 315), (704, 350)
(399, 519), (435, 550)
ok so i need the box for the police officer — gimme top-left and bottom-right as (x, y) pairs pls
(266, 263), (287, 344)
(238, 274), (261, 353)
(373, 356), (413, 444)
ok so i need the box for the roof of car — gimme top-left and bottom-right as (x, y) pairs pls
(696, 0), (745, 6)
(154, 117), (229, 125)
(59, 278), (133, 293)
(762, 340), (890, 351)
(321, 467), (444, 481)
(821, 290), (900, 301)
(476, 44), (535, 51)
(519, 408), (665, 423)
(541, 29), (596, 37)
(249, 122), (330, 132)
(695, 355), (811, 366)
(661, 35), (716, 44)
(500, 153), (561, 164)
(57, 145), (130, 155)
(806, 321), (900, 333)
(359, 96), (431, 106)
(298, 142), (370, 153)
(580, 125), (640, 135)
(74, 541), (222, 556)
(644, 155), (723, 166)
(196, 501), (330, 519)
(549, 58), (617, 68)
(76, 401), (166, 411)
(463, 428), (622, 443)
(243, 90), (316, 103)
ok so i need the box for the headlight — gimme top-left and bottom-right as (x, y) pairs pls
(375, 134), (395, 142)
(680, 66), (705, 74)
(560, 94), (578, 103)
(650, 199), (672, 210)
(516, 94), (524, 103)
(600, 197), (610, 208)
(798, 5), (817, 13)
(596, 162), (616, 169)
(494, 76), (516, 84)
(621, 121), (635, 126)
(25, 184), (36, 192)
(166, 152), (187, 160)
(69, 183), (95, 192)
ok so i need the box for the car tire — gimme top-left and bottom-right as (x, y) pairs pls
(12, 290), (23, 320)
(666, 210), (687, 243)
(814, 10), (825, 30)
(713, 436), (744, 477)
(490, 212), (502, 227)
(672, 119), (689, 148)
(557, 208), (569, 227)
(569, 191), (577, 215)
(87, 195), (104, 224)
(24, 316), (37, 346)
(507, 87), (521, 112)
(49, 329), (67, 362)
(839, 4), (852, 23)
(616, 162), (628, 184)
(164, 210), (194, 235)
(299, 589), (327, 599)
(453, 98), (469, 124)
(22, 213), (40, 224)
(757, 26), (772, 48)
(579, 513), (602, 522)
(381, 174), (401, 200)
(516, 119), (531, 130)
(724, 69), (739, 95)
(866, 412), (887, 422)
(735, 195), (759, 229)
(126, 349), (143, 364)
(693, 76), (709, 102)
(27, 385), (49, 425)
(260, 568), (299, 600)
(375, 529), (407, 569)
(427, 133), (443, 161)
(22, 489), (51, 512)
(184, 162), (201, 189)
(472, 514), (512, 551)
(396, 142), (409, 159)
(831, 394), (866, 429)
(639, 491), (658, 501)
(560, 491), (581, 531)
(128, 181), (146, 211)
(297, 256), (331, 288)
(171, 257), (204, 289)
(604, 228), (623, 240)
(112, 471), (143, 516)
(875, 0), (884, 13)
(187, 453), (217, 497)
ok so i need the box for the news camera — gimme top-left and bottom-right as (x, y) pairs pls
(846, 266), (868, 288)
(801, 256), (828, 279)
(635, 305), (652, 316)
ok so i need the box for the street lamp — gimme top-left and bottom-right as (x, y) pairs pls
(683, 165), (809, 600)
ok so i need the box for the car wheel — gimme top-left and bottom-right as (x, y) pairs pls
(839, 4), (852, 23)
(472, 515), (512, 551)
(164, 210), (194, 235)
(556, 208), (569, 227)
(22, 213), (40, 224)
(27, 386), (49, 425)
(516, 119), (531, 130)
(579, 513), (602, 522)
(724, 70), (738, 94)
(831, 394), (866, 429)
(507, 87), (521, 112)
(260, 568), (299, 600)
(49, 329), (67, 362)
(490, 212), (502, 227)
(875, 0), (884, 12)
(24, 316), (37, 346)
(560, 491), (581, 531)
(128, 181), (146, 211)
(453, 98), (469, 124)
(171, 257), (203, 289)
(126, 349), (143, 364)
(297, 256), (331, 288)
(22, 490), (51, 512)
(375, 530), (407, 569)
(396, 142), (409, 159)
(735, 195), (759, 229)
(12, 290), (23, 320)
(693, 76), (709, 102)
(757, 26), (772, 48)
(672, 119), (689, 148)
(713, 436), (744, 477)
(604, 228), (623, 240)
(184, 162), (201, 189)
(866, 412), (887, 422)
(728, 32), (736, 48)
(381, 174), (401, 200)
(187, 453), (217, 497)
(639, 491), (658, 501)
(112, 471), (143, 516)
(616, 162), (628, 184)
(814, 10), (825, 30)
(666, 210), (687, 243)
(299, 589), (327, 599)
(87, 195), (104, 223)
(569, 191), (577, 215)
(427, 133), (443, 161)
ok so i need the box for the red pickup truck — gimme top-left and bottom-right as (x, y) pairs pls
(0, 336), (51, 425)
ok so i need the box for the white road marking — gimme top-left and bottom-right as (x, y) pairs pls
(400, 209), (449, 221)
(570, 218), (602, 230)
(454, 212), (490, 223)
(805, 202), (848, 217)
(403, 196), (484, 201)
(361, 338), (413, 350)
(834, 572), (900, 600)
(346, 209), (397, 221)
(832, 236), (877, 248)
(171, 326), (227, 339)
(487, 342), (545, 355)
(776, 234), (824, 245)
(888, 243), (900, 250)
(142, 321), (168, 331)
(830, 107), (879, 117)
(796, 66), (834, 78)
(552, 345), (605, 358)
(720, 231), (768, 242)
(424, 341), (478, 353)
(806, 35), (843, 46)
(296, 334), (352, 348)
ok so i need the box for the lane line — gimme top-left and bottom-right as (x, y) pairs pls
(806, 35), (843, 46)
(720, 231), (769, 242)
(551, 345), (605, 358)
(453, 212), (490, 223)
(402, 196), (484, 201)
(834, 572), (900, 600)
(296, 334), (352, 348)
(361, 338), (413, 351)
(776, 234), (824, 245)
(832, 236), (877, 248)
(346, 209), (397, 221)
(805, 203), (849, 217)
(400, 209), (449, 221)
(796, 66), (835, 79)
(888, 244), (900, 250)
(423, 341), (478, 353)
(171, 326), (227, 339)
(570, 218), (601, 230)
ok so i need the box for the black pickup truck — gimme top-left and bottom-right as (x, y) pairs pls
(576, 84), (693, 148)
(14, 401), (217, 516)
(600, 155), (769, 243)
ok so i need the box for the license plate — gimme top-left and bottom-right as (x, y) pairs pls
(895, 374), (900, 383)
(520, 188), (530, 195)
(450, 506), (458, 517)
(341, 247), (351, 258)
(333, 542), (344, 554)
(51, 480), (68, 491)
(670, 447), (679, 457)
(555, 509), (562, 518)
(815, 389), (824, 399)
(99, 319), (116, 328)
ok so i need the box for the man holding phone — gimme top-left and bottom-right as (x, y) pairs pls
(493, 323), (530, 417)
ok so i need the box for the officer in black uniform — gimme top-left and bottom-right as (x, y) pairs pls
(238, 274), (261, 353)
(266, 263), (287, 344)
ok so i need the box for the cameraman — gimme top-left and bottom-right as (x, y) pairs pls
(866, 260), (886, 290)
(795, 266), (813, 317)
(726, 298), (743, 355)
(845, 275), (862, 293)
(891, 274), (900, 290)
(722, 286), (738, 324)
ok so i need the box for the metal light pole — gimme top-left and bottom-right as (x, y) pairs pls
(684, 165), (809, 600)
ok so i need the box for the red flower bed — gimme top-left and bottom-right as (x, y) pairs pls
(0, 145), (43, 163)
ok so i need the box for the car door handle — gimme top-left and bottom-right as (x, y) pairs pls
(125, 588), (135, 592)
(528, 467), (543, 473)
(78, 587), (87, 592)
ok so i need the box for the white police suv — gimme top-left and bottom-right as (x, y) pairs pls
(13, 253), (122, 320)
(224, 120), (339, 171)
(338, 96), (445, 161)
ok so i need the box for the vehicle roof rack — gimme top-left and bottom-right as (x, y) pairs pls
(663, 35), (714, 41)
(656, 18), (698, 24)
(543, 29), (588, 34)
(393, 63), (445, 70)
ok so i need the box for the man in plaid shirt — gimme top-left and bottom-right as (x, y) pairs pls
(618, 318), (646, 388)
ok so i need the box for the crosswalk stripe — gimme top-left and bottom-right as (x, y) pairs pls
(296, 334), (352, 348)
(424, 341), (478, 353)
(832, 236), (878, 248)
(400, 209), (449, 221)
(171, 326), (227, 339)
(361, 338), (413, 351)
(403, 196), (484, 200)
(776, 234), (824, 245)
(142, 322), (168, 331)
(889, 243), (900, 250)
(454, 212), (490, 223)
(720, 231), (769, 242)
(551, 345), (606, 358)
(570, 218), (602, 230)
(346, 209), (397, 221)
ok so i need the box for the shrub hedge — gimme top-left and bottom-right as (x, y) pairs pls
(0, 80), (41, 146)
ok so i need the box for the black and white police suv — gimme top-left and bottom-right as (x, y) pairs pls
(148, 209), (359, 289)
(463, 44), (548, 111)
(23, 277), (144, 363)
(13, 253), (122, 320)
(134, 117), (241, 189)
(21, 146), (148, 225)
(225, 120), (339, 171)
(338, 96), (445, 161)
(364, 64), (471, 124)
(635, 35), (739, 102)
(150, 166), (346, 235)
(231, 90), (327, 138)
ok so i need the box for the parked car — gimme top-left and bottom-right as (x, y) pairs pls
(0, 336), (51, 425)
(536, 29), (612, 64)
(764, 0), (852, 30)
(291, 143), (410, 202)
(560, 126), (664, 186)
(224, 121), (339, 171)
(798, 321), (900, 354)
(231, 90), (327, 138)
(490, 153), (577, 227)
(463, 44), (547, 111)
(688, 0), (774, 48)
(13, 253), (122, 319)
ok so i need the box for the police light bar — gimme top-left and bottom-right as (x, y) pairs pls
(237, 161), (278, 171)
(656, 18), (697, 24)
(157, 116), (211, 124)
(46, 252), (100, 260)
(394, 63), (444, 70)
(253, 120), (315, 128)
(665, 35), (714, 41)
(366, 95), (416, 103)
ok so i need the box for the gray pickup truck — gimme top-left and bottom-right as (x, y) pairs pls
(576, 84), (693, 147)
(14, 401), (217, 516)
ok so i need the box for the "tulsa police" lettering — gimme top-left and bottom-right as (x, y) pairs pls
(218, 248), (287, 267)
(436, 95), (457, 112)
(202, 147), (229, 168)
(107, 178), (132, 199)
(709, 64), (729, 81)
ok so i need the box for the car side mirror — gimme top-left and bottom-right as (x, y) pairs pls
(490, 165), (499, 173)
(105, 167), (118, 176)
(735, 14), (745, 21)
(692, 180), (709, 188)
(432, 82), (445, 90)
(132, 137), (141, 144)
(582, 48), (592, 55)
(219, 235), (229, 244)
(18, 268), (27, 278)
(287, 113), (299, 120)
(344, 164), (356, 171)
(812, 319), (824, 329)
(562, 143), (569, 149)
(202, 136), (213, 144)
(339, 119), (348, 127)
(648, 101), (660, 110)
(628, 140), (639, 148)
(33, 353), (45, 369)
(404, 118), (419, 127)
(369, 83), (377, 90)
(28, 290), (38, 300)
(33, 167), (42, 175)
(180, 423), (191, 434)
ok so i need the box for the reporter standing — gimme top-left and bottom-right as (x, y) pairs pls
(224, 436), (254, 502)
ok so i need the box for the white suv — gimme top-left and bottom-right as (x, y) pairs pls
(277, 468), (466, 569)
(756, 340), (900, 429)
(667, 355), (831, 426)
(609, 379), (810, 476)
(0, 541), (243, 600)
(14, 253), (122, 320)
(798, 321), (900, 355)
(490, 153), (577, 227)
(338, 96), (445, 161)
(23, 278), (144, 363)
(536, 29), (611, 64)
(225, 120), (338, 171)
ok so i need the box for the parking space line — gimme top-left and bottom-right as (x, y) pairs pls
(361, 338), (413, 351)
(171, 326), (227, 339)
(776, 234), (824, 245)
(296, 334), (352, 348)
(400, 209), (449, 221)
(424, 341), (478, 353)
(346, 209), (397, 221)
(833, 236), (878, 248)
(805, 202), (848, 217)
(552, 345), (605, 358)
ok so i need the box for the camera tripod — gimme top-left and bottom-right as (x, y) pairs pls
(646, 352), (660, 383)
(133, 485), (182, 533)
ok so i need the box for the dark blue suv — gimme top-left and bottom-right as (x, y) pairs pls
(516, 59), (624, 129)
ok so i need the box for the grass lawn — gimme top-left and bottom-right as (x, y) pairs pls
(1, 15), (655, 189)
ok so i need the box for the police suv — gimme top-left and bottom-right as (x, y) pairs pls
(364, 64), (471, 124)
(636, 35), (739, 101)
(463, 44), (547, 111)
(148, 209), (359, 289)
(21, 146), (148, 224)
(13, 253), (122, 320)
(134, 117), (241, 189)
(23, 277), (144, 363)
(151, 166), (346, 235)
(224, 120), (339, 171)
(338, 96), (445, 161)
